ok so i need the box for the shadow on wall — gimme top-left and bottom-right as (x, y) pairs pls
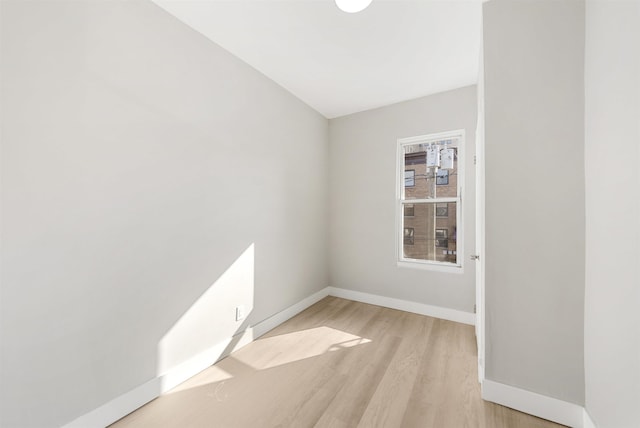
(157, 243), (256, 392)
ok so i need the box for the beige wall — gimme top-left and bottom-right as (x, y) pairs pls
(0, 1), (328, 426)
(329, 86), (476, 312)
(483, 0), (585, 405)
(584, 1), (640, 426)
(9, 0), (630, 426)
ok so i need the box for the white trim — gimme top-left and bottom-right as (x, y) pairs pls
(252, 287), (330, 337)
(158, 331), (250, 393)
(404, 197), (459, 204)
(327, 286), (475, 326)
(62, 378), (160, 428)
(63, 287), (598, 428)
(482, 379), (584, 428)
(161, 286), (330, 392)
(475, 28), (486, 384)
(396, 130), (466, 272)
(62, 287), (330, 428)
(583, 409), (597, 428)
(397, 260), (464, 274)
(397, 129), (467, 144)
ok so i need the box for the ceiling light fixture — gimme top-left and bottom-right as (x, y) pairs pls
(335, 0), (372, 14)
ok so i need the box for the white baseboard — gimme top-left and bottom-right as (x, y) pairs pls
(158, 329), (252, 393)
(252, 287), (330, 337)
(64, 287), (593, 428)
(62, 287), (330, 428)
(162, 285), (472, 399)
(482, 379), (584, 428)
(158, 286), (471, 397)
(62, 377), (160, 428)
(327, 286), (475, 326)
(583, 409), (597, 428)
(160, 286), (330, 393)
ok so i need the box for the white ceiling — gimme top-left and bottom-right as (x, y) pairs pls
(153, 0), (482, 118)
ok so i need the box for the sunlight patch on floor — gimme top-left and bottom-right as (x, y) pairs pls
(232, 326), (372, 371)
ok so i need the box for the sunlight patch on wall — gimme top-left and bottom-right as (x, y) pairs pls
(158, 243), (255, 389)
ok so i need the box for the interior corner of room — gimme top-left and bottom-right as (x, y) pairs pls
(0, 0), (638, 427)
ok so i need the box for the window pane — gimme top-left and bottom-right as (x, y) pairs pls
(404, 170), (415, 187)
(402, 202), (457, 264)
(403, 145), (434, 199)
(435, 142), (458, 198)
(403, 228), (414, 245)
(403, 140), (459, 200)
(404, 203), (415, 217)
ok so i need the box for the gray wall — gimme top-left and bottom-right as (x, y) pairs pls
(329, 86), (476, 312)
(0, 1), (328, 426)
(584, 1), (640, 426)
(483, 0), (585, 404)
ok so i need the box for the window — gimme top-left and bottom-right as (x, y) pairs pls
(404, 228), (414, 245)
(404, 170), (415, 187)
(435, 238), (448, 248)
(396, 130), (464, 270)
(404, 204), (415, 217)
(436, 169), (449, 185)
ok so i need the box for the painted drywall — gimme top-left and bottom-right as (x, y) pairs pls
(584, 1), (640, 426)
(328, 86), (477, 313)
(483, 0), (585, 404)
(475, 21), (486, 382)
(0, 1), (328, 426)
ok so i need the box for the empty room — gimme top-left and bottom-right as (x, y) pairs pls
(1, 0), (638, 427)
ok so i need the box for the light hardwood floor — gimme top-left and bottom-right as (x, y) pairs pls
(111, 297), (566, 428)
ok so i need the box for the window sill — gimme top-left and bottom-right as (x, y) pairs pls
(397, 260), (464, 274)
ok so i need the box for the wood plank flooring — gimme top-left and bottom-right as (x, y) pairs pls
(111, 297), (566, 428)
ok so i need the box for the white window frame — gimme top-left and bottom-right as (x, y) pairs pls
(396, 130), (465, 273)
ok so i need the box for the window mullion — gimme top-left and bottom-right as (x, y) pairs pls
(401, 197), (459, 204)
(397, 130), (464, 270)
